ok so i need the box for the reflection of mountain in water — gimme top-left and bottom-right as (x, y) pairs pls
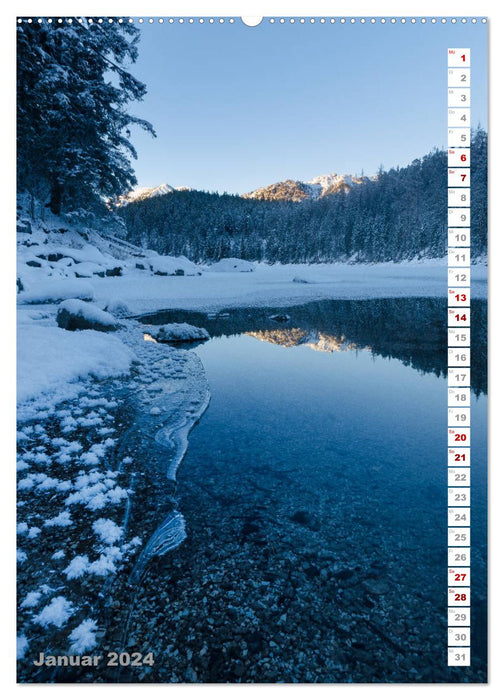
(246, 329), (362, 354)
(138, 297), (487, 396)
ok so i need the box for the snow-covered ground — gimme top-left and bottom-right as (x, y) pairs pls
(16, 210), (487, 665)
(17, 214), (487, 413)
(87, 257), (487, 315)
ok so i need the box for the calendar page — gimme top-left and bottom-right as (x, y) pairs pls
(16, 13), (488, 684)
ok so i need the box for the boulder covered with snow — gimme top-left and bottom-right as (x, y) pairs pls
(207, 258), (256, 273)
(52, 244), (108, 265)
(104, 298), (131, 317)
(73, 261), (105, 278)
(57, 299), (121, 332)
(151, 322), (210, 344)
(19, 280), (95, 304)
(146, 255), (200, 276)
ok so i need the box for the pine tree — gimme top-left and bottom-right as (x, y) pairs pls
(17, 18), (154, 215)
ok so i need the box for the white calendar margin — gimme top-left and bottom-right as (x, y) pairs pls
(2, 2), (498, 699)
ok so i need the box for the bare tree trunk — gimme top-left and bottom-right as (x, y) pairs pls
(49, 179), (62, 215)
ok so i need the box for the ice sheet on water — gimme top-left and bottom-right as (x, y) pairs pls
(114, 328), (211, 578)
(150, 352), (210, 481)
(130, 511), (187, 584)
(124, 327), (211, 482)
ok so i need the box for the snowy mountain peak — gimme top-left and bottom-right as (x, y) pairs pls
(243, 172), (366, 202)
(116, 183), (190, 207)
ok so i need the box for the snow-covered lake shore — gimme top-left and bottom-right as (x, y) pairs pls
(16, 222), (488, 673)
(89, 258), (487, 316)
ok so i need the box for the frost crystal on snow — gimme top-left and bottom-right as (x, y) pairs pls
(33, 596), (74, 628)
(63, 555), (90, 580)
(87, 554), (117, 576)
(68, 618), (98, 654)
(20, 591), (42, 608)
(44, 510), (73, 527)
(92, 518), (123, 545)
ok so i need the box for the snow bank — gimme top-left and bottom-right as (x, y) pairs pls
(52, 244), (108, 265)
(87, 259), (487, 315)
(18, 280), (95, 304)
(17, 323), (134, 406)
(72, 261), (105, 278)
(207, 258), (256, 273)
(151, 322), (210, 343)
(146, 254), (200, 276)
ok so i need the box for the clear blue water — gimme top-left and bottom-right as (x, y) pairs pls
(141, 298), (487, 682)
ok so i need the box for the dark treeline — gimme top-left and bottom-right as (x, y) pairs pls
(120, 128), (487, 263)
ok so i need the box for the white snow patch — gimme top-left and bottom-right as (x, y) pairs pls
(33, 596), (74, 628)
(52, 244), (108, 265)
(20, 591), (42, 608)
(72, 261), (104, 278)
(104, 298), (131, 316)
(87, 554), (117, 576)
(57, 299), (118, 328)
(63, 555), (90, 580)
(44, 510), (73, 527)
(19, 280), (94, 304)
(17, 324), (134, 409)
(69, 618), (99, 654)
(151, 323), (210, 343)
(146, 255), (200, 276)
(207, 258), (256, 273)
(17, 635), (29, 660)
(92, 518), (123, 545)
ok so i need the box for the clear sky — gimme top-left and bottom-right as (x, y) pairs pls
(128, 18), (487, 194)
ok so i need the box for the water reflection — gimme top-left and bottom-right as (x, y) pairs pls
(138, 298), (487, 396)
(128, 296), (488, 681)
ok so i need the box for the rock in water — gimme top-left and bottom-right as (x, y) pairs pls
(151, 323), (210, 344)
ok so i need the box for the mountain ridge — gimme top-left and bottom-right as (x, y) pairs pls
(118, 172), (368, 206)
(116, 183), (191, 207)
(243, 173), (368, 202)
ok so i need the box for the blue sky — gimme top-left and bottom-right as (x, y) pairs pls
(129, 19), (487, 194)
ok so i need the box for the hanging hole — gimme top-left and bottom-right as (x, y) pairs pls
(241, 17), (263, 27)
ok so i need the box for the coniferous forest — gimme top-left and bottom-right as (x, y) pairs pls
(119, 128), (487, 264)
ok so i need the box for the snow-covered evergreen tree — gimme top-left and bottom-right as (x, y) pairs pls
(17, 18), (154, 215)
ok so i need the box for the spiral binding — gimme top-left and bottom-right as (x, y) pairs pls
(17, 17), (488, 25)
